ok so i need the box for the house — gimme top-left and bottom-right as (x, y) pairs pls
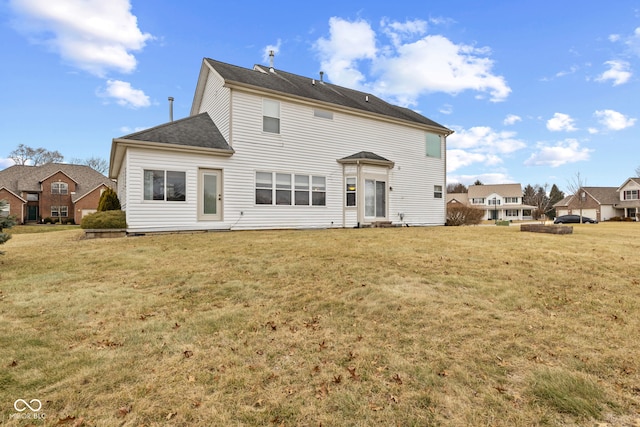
(446, 184), (536, 221)
(0, 163), (116, 224)
(109, 57), (453, 233)
(554, 179), (640, 221)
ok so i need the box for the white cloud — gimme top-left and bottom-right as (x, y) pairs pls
(524, 139), (592, 167)
(446, 126), (526, 172)
(99, 80), (150, 108)
(314, 17), (511, 106)
(448, 173), (512, 186)
(503, 114), (521, 125)
(596, 60), (632, 86)
(314, 17), (377, 89)
(594, 109), (637, 130)
(0, 158), (16, 169)
(9, 0), (152, 77)
(547, 113), (577, 132)
(439, 104), (453, 115)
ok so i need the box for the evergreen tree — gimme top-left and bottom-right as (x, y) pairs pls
(547, 184), (565, 218)
(522, 184), (537, 205)
(0, 200), (17, 254)
(97, 188), (121, 211)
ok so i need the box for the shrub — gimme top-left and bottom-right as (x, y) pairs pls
(43, 217), (54, 224)
(446, 205), (484, 226)
(81, 210), (127, 229)
(0, 199), (16, 254)
(97, 187), (121, 211)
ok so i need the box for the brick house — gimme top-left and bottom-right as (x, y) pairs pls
(0, 163), (116, 224)
(553, 180), (640, 221)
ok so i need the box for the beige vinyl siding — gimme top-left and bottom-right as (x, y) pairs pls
(227, 90), (446, 227)
(196, 71), (231, 143)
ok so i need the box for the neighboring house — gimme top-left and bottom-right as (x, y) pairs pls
(554, 179), (640, 221)
(0, 163), (116, 224)
(446, 184), (536, 221)
(109, 57), (453, 233)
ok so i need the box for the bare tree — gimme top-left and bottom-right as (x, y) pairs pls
(566, 172), (587, 223)
(447, 182), (468, 193)
(635, 165), (640, 177)
(70, 156), (109, 174)
(8, 144), (64, 166)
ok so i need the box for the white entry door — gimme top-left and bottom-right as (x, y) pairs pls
(198, 169), (222, 220)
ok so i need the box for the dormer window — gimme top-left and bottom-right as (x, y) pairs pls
(52, 182), (68, 195)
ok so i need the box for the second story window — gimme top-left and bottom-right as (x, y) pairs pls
(425, 133), (441, 158)
(624, 190), (639, 200)
(263, 99), (280, 134)
(434, 185), (443, 199)
(505, 197), (519, 203)
(52, 182), (68, 195)
(472, 198), (485, 204)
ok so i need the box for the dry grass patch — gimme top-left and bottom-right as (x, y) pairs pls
(1, 224), (639, 426)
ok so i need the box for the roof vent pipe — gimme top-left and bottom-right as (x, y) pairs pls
(269, 50), (275, 71)
(319, 71), (324, 82)
(365, 95), (369, 102)
(168, 96), (174, 121)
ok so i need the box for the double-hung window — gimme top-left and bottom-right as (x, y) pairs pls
(624, 190), (639, 200)
(51, 206), (68, 217)
(263, 99), (280, 134)
(256, 172), (325, 206)
(275, 173), (292, 205)
(52, 182), (68, 195)
(295, 175), (310, 205)
(346, 177), (356, 206)
(434, 185), (443, 199)
(144, 170), (186, 201)
(312, 176), (326, 206)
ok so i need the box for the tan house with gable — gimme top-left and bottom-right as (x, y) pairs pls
(447, 183), (536, 221)
(0, 163), (116, 224)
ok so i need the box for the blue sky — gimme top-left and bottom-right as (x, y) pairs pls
(1, 0), (639, 191)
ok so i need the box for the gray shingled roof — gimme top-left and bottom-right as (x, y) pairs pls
(118, 112), (233, 152)
(0, 163), (115, 202)
(205, 58), (450, 131)
(339, 151), (392, 162)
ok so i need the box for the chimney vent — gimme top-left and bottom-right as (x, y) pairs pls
(319, 71), (324, 82)
(269, 50), (275, 71)
(168, 96), (174, 121)
(365, 95), (369, 102)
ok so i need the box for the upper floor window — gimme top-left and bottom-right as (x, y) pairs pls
(263, 99), (280, 134)
(144, 170), (186, 201)
(26, 193), (39, 201)
(488, 198), (501, 205)
(504, 197), (519, 204)
(624, 190), (639, 200)
(52, 182), (68, 195)
(426, 133), (441, 158)
(472, 198), (485, 204)
(434, 185), (443, 199)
